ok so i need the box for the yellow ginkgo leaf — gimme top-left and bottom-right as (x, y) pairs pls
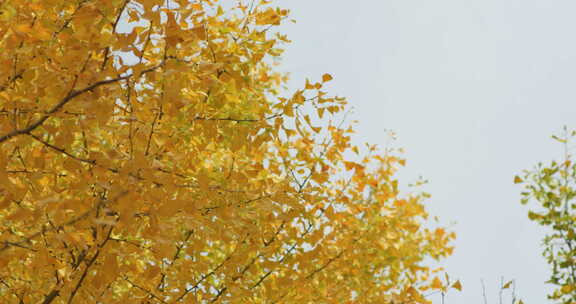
(431, 277), (443, 290)
(14, 24), (32, 34)
(451, 280), (462, 291)
(322, 73), (333, 82)
(560, 284), (574, 293)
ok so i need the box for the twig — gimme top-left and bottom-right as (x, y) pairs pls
(124, 276), (168, 304)
(101, 0), (130, 71)
(155, 230), (194, 292)
(27, 133), (95, 165)
(67, 226), (115, 304)
(210, 287), (227, 303)
(481, 279), (488, 304)
(305, 250), (345, 280)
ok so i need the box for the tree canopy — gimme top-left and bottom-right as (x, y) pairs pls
(517, 129), (576, 304)
(0, 1), (455, 303)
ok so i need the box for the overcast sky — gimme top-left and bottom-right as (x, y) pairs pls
(277, 0), (576, 302)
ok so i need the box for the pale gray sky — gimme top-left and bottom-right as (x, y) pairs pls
(278, 0), (576, 302)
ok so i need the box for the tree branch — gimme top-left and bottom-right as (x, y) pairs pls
(304, 250), (344, 280)
(0, 65), (162, 145)
(27, 133), (95, 165)
(0, 191), (128, 254)
(209, 287), (227, 303)
(124, 276), (168, 304)
(42, 290), (60, 304)
(67, 225), (115, 304)
(101, 0), (130, 71)
(155, 230), (193, 292)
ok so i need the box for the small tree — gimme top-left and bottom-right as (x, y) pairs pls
(516, 128), (576, 303)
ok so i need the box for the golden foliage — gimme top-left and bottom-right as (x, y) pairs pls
(0, 0), (454, 303)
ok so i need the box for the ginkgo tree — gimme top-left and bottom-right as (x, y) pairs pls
(0, 0), (456, 303)
(516, 129), (576, 304)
